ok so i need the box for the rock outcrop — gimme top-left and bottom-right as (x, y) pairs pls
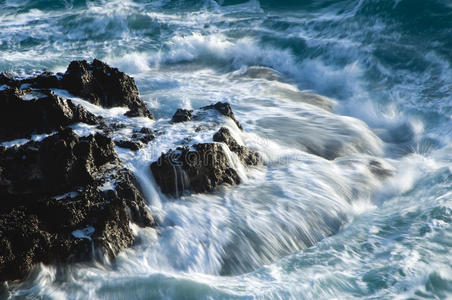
(172, 109), (193, 123)
(61, 59), (153, 119)
(0, 128), (154, 282)
(0, 88), (97, 142)
(150, 127), (260, 197)
(113, 127), (156, 151)
(0, 60), (158, 283)
(150, 143), (241, 197)
(0, 59), (259, 283)
(213, 127), (261, 165)
(0, 59), (153, 119)
(201, 102), (243, 130)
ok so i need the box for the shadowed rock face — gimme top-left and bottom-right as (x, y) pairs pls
(0, 128), (154, 282)
(150, 127), (261, 197)
(0, 88), (97, 142)
(61, 59), (153, 119)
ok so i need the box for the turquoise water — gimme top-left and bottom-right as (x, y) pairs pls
(1, 0), (452, 299)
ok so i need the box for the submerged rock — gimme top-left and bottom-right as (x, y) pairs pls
(0, 128), (154, 282)
(0, 88), (97, 142)
(61, 59), (153, 119)
(172, 109), (193, 123)
(111, 127), (156, 151)
(201, 102), (243, 130)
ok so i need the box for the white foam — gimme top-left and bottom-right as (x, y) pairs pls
(99, 181), (116, 192)
(72, 226), (95, 240)
(53, 191), (79, 200)
(22, 90), (47, 101)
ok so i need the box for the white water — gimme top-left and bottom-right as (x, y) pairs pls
(2, 0), (452, 299)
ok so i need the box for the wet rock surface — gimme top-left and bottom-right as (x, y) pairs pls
(151, 143), (241, 197)
(0, 59), (153, 119)
(172, 109), (193, 123)
(213, 127), (261, 166)
(61, 59), (153, 119)
(150, 127), (260, 197)
(201, 102), (243, 130)
(115, 140), (142, 151)
(0, 88), (97, 142)
(0, 128), (154, 282)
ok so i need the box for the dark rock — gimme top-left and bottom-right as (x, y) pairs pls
(22, 71), (60, 89)
(0, 129), (154, 282)
(201, 102), (243, 130)
(115, 140), (142, 151)
(150, 143), (240, 197)
(132, 127), (155, 144)
(111, 122), (127, 131)
(0, 73), (20, 88)
(61, 59), (153, 119)
(138, 127), (152, 135)
(172, 109), (193, 123)
(213, 127), (261, 166)
(0, 88), (98, 142)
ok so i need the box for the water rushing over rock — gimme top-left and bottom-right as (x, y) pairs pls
(0, 59), (262, 283)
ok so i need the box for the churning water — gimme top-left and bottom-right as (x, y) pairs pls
(1, 0), (452, 299)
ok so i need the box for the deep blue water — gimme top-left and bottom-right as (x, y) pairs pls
(1, 0), (452, 299)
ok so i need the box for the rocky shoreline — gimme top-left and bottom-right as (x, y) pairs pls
(0, 60), (261, 282)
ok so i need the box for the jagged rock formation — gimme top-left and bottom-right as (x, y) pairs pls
(150, 143), (241, 197)
(0, 88), (97, 142)
(150, 127), (260, 197)
(213, 127), (261, 165)
(0, 60), (258, 283)
(201, 102), (243, 130)
(61, 59), (153, 118)
(0, 59), (153, 119)
(0, 128), (154, 282)
(172, 109), (193, 123)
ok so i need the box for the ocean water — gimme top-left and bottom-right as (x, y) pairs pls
(1, 0), (452, 299)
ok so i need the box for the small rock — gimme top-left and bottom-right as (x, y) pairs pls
(132, 127), (155, 144)
(115, 140), (142, 151)
(23, 71), (60, 89)
(150, 143), (240, 197)
(172, 109), (193, 123)
(201, 102), (243, 130)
